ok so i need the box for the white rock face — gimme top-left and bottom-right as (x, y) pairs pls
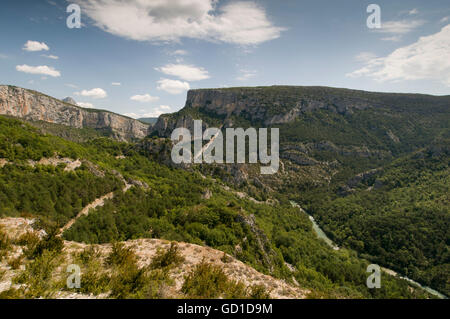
(0, 85), (149, 140)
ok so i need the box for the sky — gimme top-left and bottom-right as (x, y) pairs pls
(1, 0), (450, 119)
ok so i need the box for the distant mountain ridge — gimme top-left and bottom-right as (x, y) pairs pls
(152, 86), (450, 137)
(0, 85), (149, 141)
(62, 97), (77, 105)
(138, 117), (158, 125)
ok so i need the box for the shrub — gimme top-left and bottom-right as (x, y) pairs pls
(8, 255), (24, 270)
(73, 247), (110, 295)
(150, 242), (184, 270)
(106, 242), (137, 268)
(0, 288), (24, 299)
(248, 284), (271, 299)
(24, 228), (63, 259)
(14, 250), (60, 298)
(0, 226), (11, 261)
(181, 260), (255, 299)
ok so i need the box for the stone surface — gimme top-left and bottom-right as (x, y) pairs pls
(0, 85), (149, 140)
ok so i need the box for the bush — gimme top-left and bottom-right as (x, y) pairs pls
(106, 242), (137, 267)
(14, 250), (60, 298)
(150, 242), (184, 269)
(25, 229), (63, 259)
(0, 226), (11, 261)
(181, 260), (265, 299)
(8, 255), (24, 270)
(73, 247), (110, 295)
(248, 284), (271, 299)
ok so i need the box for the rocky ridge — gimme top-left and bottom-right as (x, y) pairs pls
(0, 85), (149, 141)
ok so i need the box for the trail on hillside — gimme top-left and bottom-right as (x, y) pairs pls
(59, 181), (132, 235)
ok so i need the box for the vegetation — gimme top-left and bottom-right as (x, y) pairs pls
(182, 260), (270, 299)
(308, 146), (450, 295)
(0, 114), (442, 299)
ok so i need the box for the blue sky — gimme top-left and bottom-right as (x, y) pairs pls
(1, 0), (450, 118)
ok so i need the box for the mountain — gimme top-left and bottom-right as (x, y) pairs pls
(149, 85), (449, 296)
(153, 86), (449, 139)
(0, 85), (149, 141)
(0, 114), (431, 299)
(0, 85), (447, 299)
(138, 117), (158, 125)
(62, 97), (77, 105)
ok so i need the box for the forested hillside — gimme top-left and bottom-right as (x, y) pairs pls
(149, 86), (449, 297)
(0, 115), (432, 299)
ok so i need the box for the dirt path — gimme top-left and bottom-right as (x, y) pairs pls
(193, 125), (223, 162)
(59, 181), (132, 235)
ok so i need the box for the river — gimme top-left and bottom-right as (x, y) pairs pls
(290, 201), (447, 299)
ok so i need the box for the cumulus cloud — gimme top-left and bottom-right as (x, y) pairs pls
(77, 102), (94, 108)
(156, 63), (209, 81)
(23, 40), (49, 52)
(130, 94), (159, 103)
(75, 88), (108, 99)
(409, 8), (419, 15)
(347, 25), (450, 87)
(73, 0), (284, 45)
(16, 65), (61, 77)
(111, 82), (121, 86)
(157, 78), (190, 94)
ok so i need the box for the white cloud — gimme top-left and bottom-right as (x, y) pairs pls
(124, 105), (172, 119)
(16, 65), (61, 77)
(157, 78), (190, 94)
(130, 94), (159, 103)
(73, 0), (285, 45)
(236, 69), (256, 81)
(440, 17), (449, 24)
(77, 102), (94, 108)
(156, 63), (210, 81)
(381, 35), (402, 42)
(65, 83), (78, 89)
(75, 88), (107, 99)
(170, 50), (188, 56)
(0, 53), (8, 59)
(347, 25), (450, 87)
(111, 82), (121, 86)
(355, 52), (378, 62)
(42, 54), (59, 60)
(23, 40), (49, 52)
(409, 8), (419, 15)
(377, 20), (425, 34)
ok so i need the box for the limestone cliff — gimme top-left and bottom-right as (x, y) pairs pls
(152, 86), (383, 137)
(0, 85), (149, 140)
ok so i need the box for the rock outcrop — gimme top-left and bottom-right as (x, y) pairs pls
(152, 86), (384, 137)
(0, 85), (149, 140)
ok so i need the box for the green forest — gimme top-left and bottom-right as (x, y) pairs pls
(0, 115), (436, 299)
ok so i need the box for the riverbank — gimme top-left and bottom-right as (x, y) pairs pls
(290, 201), (447, 299)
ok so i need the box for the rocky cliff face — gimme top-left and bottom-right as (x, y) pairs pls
(0, 85), (149, 140)
(152, 86), (382, 137)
